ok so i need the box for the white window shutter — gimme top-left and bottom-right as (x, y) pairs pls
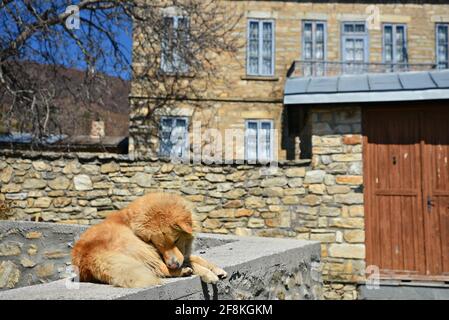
(247, 20), (274, 76)
(161, 16), (189, 73)
(248, 21), (260, 75)
(437, 25), (448, 69)
(396, 26), (405, 63)
(262, 22), (273, 75)
(342, 22), (368, 73)
(171, 118), (188, 158)
(258, 121), (272, 163)
(245, 120), (273, 163)
(159, 117), (188, 158)
(160, 118), (173, 157)
(246, 121), (258, 161)
(161, 17), (174, 72)
(384, 25), (393, 63)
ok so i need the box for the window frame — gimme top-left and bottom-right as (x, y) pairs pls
(302, 20), (327, 76)
(382, 23), (408, 65)
(244, 119), (274, 163)
(302, 20), (328, 61)
(246, 19), (276, 77)
(436, 23), (449, 69)
(341, 22), (369, 61)
(160, 15), (190, 74)
(158, 116), (189, 159)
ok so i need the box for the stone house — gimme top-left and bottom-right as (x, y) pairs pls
(128, 0), (449, 297)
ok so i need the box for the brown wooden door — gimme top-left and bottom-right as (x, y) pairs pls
(421, 109), (449, 277)
(364, 104), (449, 280)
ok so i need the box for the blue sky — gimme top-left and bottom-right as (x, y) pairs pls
(0, 1), (133, 80)
(76, 21), (133, 80)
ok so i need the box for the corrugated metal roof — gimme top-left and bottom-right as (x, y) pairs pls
(284, 69), (449, 105)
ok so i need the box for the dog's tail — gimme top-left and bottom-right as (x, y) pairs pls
(87, 251), (161, 288)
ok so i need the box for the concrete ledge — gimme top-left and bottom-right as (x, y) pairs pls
(0, 221), (322, 300)
(358, 282), (449, 300)
(0, 150), (311, 166)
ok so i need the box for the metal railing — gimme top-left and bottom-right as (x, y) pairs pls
(287, 60), (438, 78)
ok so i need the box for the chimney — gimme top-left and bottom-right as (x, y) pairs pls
(90, 120), (105, 139)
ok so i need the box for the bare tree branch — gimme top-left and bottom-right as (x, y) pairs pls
(0, 0), (241, 150)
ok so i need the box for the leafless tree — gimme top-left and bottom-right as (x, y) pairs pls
(0, 0), (241, 149)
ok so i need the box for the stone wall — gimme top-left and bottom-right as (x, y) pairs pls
(308, 106), (364, 300)
(0, 152), (310, 235)
(0, 221), (86, 290)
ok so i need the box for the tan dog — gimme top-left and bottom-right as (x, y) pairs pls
(71, 192), (227, 288)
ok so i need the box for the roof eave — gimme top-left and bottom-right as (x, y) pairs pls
(284, 88), (449, 105)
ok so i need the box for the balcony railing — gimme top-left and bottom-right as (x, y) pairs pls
(287, 60), (438, 78)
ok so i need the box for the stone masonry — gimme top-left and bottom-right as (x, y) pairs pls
(130, 1), (449, 159)
(0, 222), (86, 290)
(308, 106), (364, 300)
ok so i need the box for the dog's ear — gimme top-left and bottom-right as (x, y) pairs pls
(176, 219), (193, 234)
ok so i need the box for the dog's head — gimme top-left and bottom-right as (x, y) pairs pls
(142, 193), (194, 270)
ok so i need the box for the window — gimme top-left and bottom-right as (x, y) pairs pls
(436, 24), (449, 69)
(247, 20), (275, 76)
(341, 22), (368, 74)
(159, 117), (188, 158)
(383, 24), (408, 71)
(245, 120), (273, 163)
(302, 21), (327, 76)
(161, 16), (189, 73)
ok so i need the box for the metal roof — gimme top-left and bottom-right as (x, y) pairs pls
(284, 69), (449, 105)
(0, 133), (128, 153)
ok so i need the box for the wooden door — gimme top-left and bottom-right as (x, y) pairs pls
(421, 109), (449, 277)
(364, 108), (426, 278)
(364, 104), (449, 280)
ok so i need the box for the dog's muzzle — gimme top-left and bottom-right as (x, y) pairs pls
(167, 258), (181, 269)
(163, 247), (184, 269)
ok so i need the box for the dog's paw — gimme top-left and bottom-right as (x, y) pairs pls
(201, 271), (219, 284)
(181, 267), (193, 277)
(212, 267), (227, 279)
